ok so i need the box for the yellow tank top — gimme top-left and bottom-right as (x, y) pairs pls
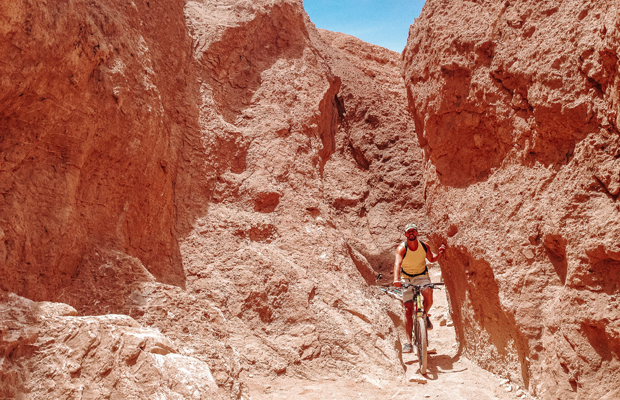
(402, 240), (427, 276)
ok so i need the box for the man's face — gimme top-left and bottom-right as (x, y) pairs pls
(405, 229), (418, 240)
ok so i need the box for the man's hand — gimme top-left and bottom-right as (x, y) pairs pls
(393, 281), (402, 287)
(438, 244), (446, 256)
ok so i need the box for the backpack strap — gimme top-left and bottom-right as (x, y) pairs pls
(403, 240), (427, 256)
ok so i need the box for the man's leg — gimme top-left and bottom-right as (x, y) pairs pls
(404, 301), (414, 344)
(422, 287), (434, 329)
(422, 287), (433, 313)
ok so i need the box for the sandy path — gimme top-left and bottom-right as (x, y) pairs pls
(248, 269), (533, 400)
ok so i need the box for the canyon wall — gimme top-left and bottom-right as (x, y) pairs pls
(0, 0), (191, 299)
(1, 0), (426, 397)
(403, 0), (620, 399)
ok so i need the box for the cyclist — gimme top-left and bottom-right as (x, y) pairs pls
(393, 223), (446, 353)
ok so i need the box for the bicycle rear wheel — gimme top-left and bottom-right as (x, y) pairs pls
(416, 316), (428, 374)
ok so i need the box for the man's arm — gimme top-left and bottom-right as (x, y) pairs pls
(425, 243), (446, 263)
(393, 243), (406, 287)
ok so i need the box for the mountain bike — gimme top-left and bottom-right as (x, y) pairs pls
(402, 282), (445, 374)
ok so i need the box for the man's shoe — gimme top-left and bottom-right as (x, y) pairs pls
(403, 343), (413, 353)
(426, 314), (433, 330)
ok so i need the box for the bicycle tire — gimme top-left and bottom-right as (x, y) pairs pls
(416, 316), (428, 374)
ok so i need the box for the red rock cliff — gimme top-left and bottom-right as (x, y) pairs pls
(403, 1), (620, 399)
(0, 0), (191, 298)
(1, 0), (425, 397)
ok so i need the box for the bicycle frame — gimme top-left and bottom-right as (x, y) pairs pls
(401, 282), (444, 374)
(402, 282), (434, 317)
(413, 285), (425, 317)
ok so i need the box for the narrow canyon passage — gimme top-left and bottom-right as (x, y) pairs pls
(1, 0), (619, 399)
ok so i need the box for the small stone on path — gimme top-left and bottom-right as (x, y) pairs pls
(409, 376), (428, 384)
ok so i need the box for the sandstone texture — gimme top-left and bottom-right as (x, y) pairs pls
(404, 1), (620, 399)
(0, 0), (191, 298)
(0, 291), (222, 399)
(1, 0), (428, 397)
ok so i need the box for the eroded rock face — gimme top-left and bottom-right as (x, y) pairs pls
(0, 0), (191, 298)
(404, 1), (620, 398)
(153, 0), (422, 388)
(317, 29), (427, 275)
(0, 291), (223, 399)
(1, 0), (425, 397)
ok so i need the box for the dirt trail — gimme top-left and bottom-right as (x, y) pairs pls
(247, 269), (533, 400)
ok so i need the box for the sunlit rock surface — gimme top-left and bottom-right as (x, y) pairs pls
(1, 0), (426, 397)
(403, 1), (620, 399)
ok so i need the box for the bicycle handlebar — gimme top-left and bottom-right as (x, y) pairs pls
(399, 282), (445, 289)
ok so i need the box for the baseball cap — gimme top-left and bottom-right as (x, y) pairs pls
(404, 223), (418, 232)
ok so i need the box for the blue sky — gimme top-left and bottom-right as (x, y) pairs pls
(303, 0), (426, 52)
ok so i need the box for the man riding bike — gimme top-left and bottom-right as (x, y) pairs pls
(393, 223), (446, 353)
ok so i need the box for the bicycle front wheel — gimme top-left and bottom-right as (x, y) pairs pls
(416, 317), (428, 374)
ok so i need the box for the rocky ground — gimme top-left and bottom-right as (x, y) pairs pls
(247, 270), (535, 400)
